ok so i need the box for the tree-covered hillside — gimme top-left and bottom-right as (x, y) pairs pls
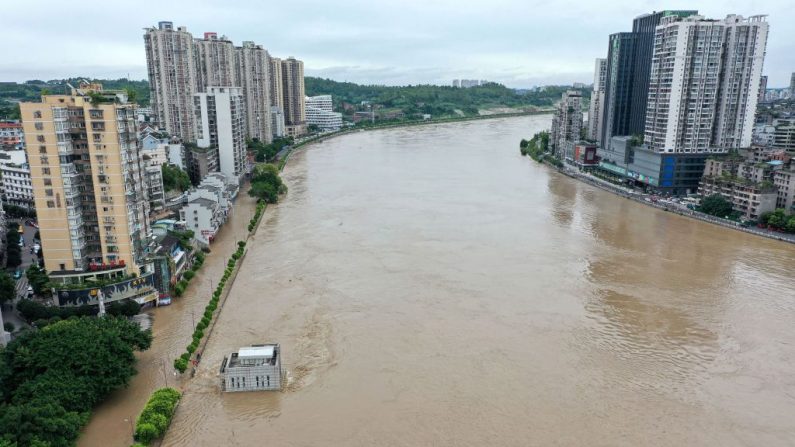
(1, 75), (589, 121)
(0, 78), (150, 119)
(305, 77), (590, 118)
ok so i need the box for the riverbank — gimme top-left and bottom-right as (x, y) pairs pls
(546, 161), (795, 245)
(78, 188), (259, 447)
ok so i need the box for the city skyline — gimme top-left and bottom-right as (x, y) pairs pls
(3, 0), (794, 88)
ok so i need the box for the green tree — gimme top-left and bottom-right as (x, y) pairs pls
(0, 273), (15, 306)
(26, 265), (50, 297)
(0, 399), (87, 447)
(161, 165), (191, 192)
(0, 317), (151, 446)
(248, 164), (286, 204)
(124, 87), (138, 104)
(785, 216), (795, 233)
(698, 194), (733, 218)
(107, 299), (141, 317)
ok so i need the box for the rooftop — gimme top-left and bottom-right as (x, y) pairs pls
(227, 344), (280, 368)
(188, 197), (218, 209)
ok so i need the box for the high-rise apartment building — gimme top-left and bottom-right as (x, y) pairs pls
(194, 87), (247, 181)
(235, 41), (272, 143)
(549, 91), (583, 157)
(20, 84), (150, 273)
(629, 11), (698, 133)
(144, 21), (198, 142)
(281, 57), (306, 137)
(644, 14), (769, 153)
(587, 58), (607, 141)
(601, 32), (637, 149)
(195, 32), (236, 90)
(600, 11), (698, 149)
(268, 56), (284, 112)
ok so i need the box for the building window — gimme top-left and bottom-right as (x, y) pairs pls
(43, 178), (51, 186)
(45, 189), (53, 197)
(39, 145), (47, 154)
(34, 111), (42, 119)
(37, 135), (46, 143)
(46, 200), (55, 208)
(42, 168), (51, 175)
(34, 122), (44, 131)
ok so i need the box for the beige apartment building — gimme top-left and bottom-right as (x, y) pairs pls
(281, 57), (306, 137)
(20, 83), (150, 274)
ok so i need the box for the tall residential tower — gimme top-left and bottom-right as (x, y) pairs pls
(600, 11), (698, 149)
(20, 84), (150, 273)
(235, 41), (272, 143)
(644, 14), (769, 153)
(281, 57), (306, 137)
(195, 32), (236, 90)
(144, 21), (198, 142)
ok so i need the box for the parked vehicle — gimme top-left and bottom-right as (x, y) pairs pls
(27, 286), (34, 298)
(13, 270), (22, 280)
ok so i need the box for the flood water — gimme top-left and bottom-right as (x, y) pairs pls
(89, 115), (795, 446)
(79, 190), (258, 447)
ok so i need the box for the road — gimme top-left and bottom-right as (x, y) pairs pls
(1, 219), (42, 337)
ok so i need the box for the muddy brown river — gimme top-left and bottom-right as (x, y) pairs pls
(83, 115), (795, 446)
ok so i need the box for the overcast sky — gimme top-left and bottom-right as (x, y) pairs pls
(4, 0), (793, 88)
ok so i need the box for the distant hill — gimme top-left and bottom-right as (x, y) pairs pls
(1, 76), (590, 121)
(305, 77), (590, 118)
(0, 78), (150, 119)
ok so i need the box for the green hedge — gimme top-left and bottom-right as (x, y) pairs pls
(134, 388), (181, 445)
(248, 202), (266, 232)
(173, 242), (247, 373)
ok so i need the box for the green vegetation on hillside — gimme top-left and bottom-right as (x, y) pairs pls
(0, 317), (152, 446)
(2, 76), (588, 123)
(305, 77), (589, 119)
(0, 78), (150, 119)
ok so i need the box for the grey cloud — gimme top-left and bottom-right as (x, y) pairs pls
(3, 0), (793, 88)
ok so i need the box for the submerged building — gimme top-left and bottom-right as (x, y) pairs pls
(221, 344), (283, 392)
